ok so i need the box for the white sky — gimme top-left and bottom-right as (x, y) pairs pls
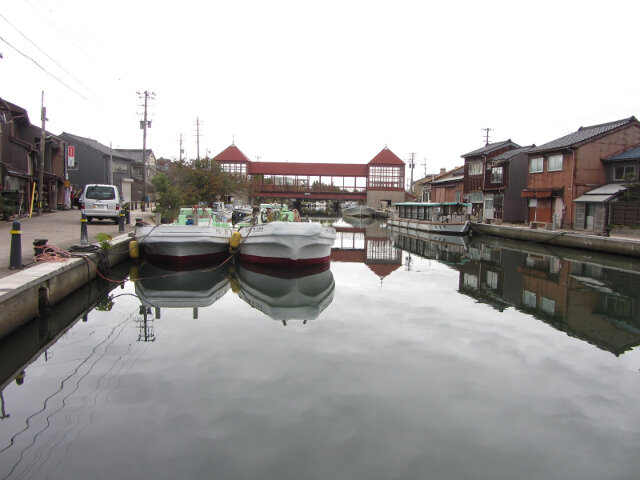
(2, 0), (640, 180)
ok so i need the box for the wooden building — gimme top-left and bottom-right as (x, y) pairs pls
(461, 140), (521, 220)
(481, 145), (534, 223)
(522, 117), (640, 228)
(430, 166), (464, 203)
(1, 97), (69, 216)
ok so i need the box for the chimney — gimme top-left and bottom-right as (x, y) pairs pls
(440, 168), (446, 174)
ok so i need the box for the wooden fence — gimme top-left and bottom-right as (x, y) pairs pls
(610, 202), (640, 225)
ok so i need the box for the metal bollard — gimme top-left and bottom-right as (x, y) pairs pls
(125, 205), (131, 225)
(9, 220), (23, 269)
(80, 213), (88, 245)
(119, 212), (125, 232)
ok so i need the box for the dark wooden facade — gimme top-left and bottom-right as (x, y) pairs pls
(461, 140), (521, 219)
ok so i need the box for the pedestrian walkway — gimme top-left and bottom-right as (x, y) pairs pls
(0, 207), (157, 279)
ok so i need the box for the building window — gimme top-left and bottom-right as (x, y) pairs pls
(470, 191), (484, 203)
(540, 297), (556, 315)
(463, 273), (478, 289)
(522, 290), (537, 308)
(454, 190), (461, 202)
(613, 165), (636, 181)
(529, 157), (543, 173)
(484, 198), (493, 210)
(369, 165), (403, 189)
(490, 167), (503, 183)
(221, 162), (247, 176)
(547, 154), (563, 172)
(486, 270), (498, 289)
(468, 161), (483, 175)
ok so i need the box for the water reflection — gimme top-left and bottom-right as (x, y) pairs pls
(232, 263), (335, 325)
(391, 226), (640, 356)
(332, 218), (402, 283)
(133, 261), (230, 311)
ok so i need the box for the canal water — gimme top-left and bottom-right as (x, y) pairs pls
(1, 218), (639, 480)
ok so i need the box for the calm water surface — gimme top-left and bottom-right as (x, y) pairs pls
(1, 219), (639, 480)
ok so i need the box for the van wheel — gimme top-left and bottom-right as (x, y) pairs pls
(87, 217), (93, 223)
(114, 218), (119, 225)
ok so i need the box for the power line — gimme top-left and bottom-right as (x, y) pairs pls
(0, 13), (100, 100)
(0, 35), (90, 102)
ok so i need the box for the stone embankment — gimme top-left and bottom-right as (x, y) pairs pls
(0, 208), (157, 339)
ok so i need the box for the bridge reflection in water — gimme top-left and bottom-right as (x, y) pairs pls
(391, 226), (640, 356)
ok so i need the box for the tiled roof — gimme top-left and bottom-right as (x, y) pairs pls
(604, 144), (640, 162)
(212, 144), (252, 162)
(574, 183), (627, 203)
(461, 140), (520, 158)
(115, 149), (152, 162)
(61, 132), (132, 159)
(493, 145), (536, 162)
(368, 147), (405, 165)
(529, 117), (638, 154)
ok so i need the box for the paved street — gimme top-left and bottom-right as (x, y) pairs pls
(0, 207), (156, 279)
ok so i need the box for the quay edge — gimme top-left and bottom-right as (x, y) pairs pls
(470, 222), (640, 258)
(0, 234), (133, 340)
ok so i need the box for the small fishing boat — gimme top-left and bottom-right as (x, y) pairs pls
(134, 206), (233, 265)
(389, 202), (471, 234)
(343, 202), (376, 218)
(236, 203), (336, 265)
(232, 263), (335, 323)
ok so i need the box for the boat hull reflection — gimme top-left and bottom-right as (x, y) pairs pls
(134, 262), (230, 308)
(233, 263), (335, 323)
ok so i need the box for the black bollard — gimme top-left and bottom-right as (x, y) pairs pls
(119, 211), (125, 232)
(125, 205), (131, 225)
(80, 213), (88, 245)
(9, 221), (23, 269)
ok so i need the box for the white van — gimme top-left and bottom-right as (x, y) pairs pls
(80, 184), (122, 223)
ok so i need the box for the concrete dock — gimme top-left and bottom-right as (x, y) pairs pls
(0, 207), (157, 339)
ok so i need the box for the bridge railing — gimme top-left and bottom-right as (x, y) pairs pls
(251, 184), (367, 195)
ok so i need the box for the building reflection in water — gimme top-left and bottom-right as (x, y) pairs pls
(332, 218), (402, 284)
(391, 226), (640, 356)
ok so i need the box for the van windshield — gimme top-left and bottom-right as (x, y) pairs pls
(85, 186), (116, 200)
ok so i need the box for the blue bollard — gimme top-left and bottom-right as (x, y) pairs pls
(9, 221), (23, 269)
(119, 212), (125, 232)
(81, 213), (88, 245)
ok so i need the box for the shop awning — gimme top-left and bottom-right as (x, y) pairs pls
(521, 189), (554, 198)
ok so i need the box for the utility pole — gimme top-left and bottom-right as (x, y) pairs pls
(408, 152), (416, 193)
(109, 141), (113, 185)
(137, 91), (154, 212)
(482, 127), (493, 145)
(179, 134), (184, 162)
(194, 117), (202, 161)
(422, 158), (427, 178)
(37, 91), (47, 216)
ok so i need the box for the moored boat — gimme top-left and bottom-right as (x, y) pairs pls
(236, 203), (336, 265)
(389, 202), (471, 234)
(134, 206), (233, 265)
(343, 202), (376, 218)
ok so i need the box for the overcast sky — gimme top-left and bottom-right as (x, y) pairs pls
(2, 0), (640, 180)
